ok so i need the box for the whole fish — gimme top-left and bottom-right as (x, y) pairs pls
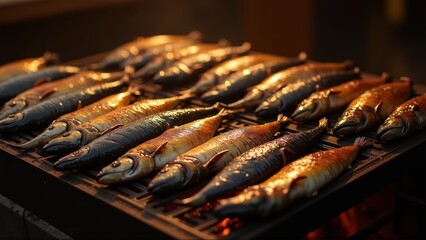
(133, 43), (226, 78)
(0, 52), (58, 82)
(96, 32), (202, 69)
(333, 79), (412, 136)
(53, 105), (220, 170)
(0, 79), (128, 133)
(0, 65), (80, 105)
(152, 43), (251, 84)
(377, 93), (426, 142)
(200, 57), (308, 103)
(292, 74), (390, 121)
(97, 110), (230, 184)
(42, 95), (191, 155)
(118, 38), (198, 70)
(0, 71), (124, 120)
(148, 115), (290, 195)
(185, 53), (306, 95)
(10, 91), (134, 149)
(255, 69), (360, 117)
(215, 137), (373, 218)
(178, 118), (328, 207)
(226, 61), (354, 109)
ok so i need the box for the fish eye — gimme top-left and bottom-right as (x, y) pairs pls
(9, 101), (16, 107)
(112, 161), (121, 168)
(8, 114), (15, 118)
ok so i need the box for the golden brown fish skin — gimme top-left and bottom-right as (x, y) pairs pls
(133, 43), (224, 78)
(96, 32), (202, 69)
(226, 60), (354, 109)
(42, 95), (189, 155)
(11, 91), (133, 149)
(148, 115), (289, 195)
(333, 80), (412, 136)
(0, 71), (124, 120)
(292, 74), (390, 121)
(215, 137), (372, 218)
(97, 112), (227, 184)
(0, 52), (58, 82)
(186, 53), (305, 95)
(377, 93), (426, 142)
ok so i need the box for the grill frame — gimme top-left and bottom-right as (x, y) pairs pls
(0, 54), (425, 239)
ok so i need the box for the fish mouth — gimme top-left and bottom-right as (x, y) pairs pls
(333, 120), (360, 135)
(377, 116), (408, 142)
(255, 101), (281, 117)
(0, 99), (27, 119)
(42, 130), (83, 155)
(292, 103), (317, 121)
(200, 90), (220, 103)
(97, 156), (139, 184)
(333, 110), (366, 135)
(148, 164), (186, 195)
(214, 197), (260, 218)
(53, 147), (90, 171)
(0, 112), (24, 126)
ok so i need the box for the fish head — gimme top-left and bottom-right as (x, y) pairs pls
(42, 130), (83, 155)
(255, 97), (282, 117)
(53, 146), (90, 170)
(148, 163), (187, 195)
(0, 112), (25, 126)
(0, 98), (28, 118)
(333, 108), (375, 135)
(377, 115), (410, 142)
(153, 65), (186, 84)
(292, 98), (324, 121)
(97, 154), (154, 184)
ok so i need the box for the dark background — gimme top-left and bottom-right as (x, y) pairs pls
(0, 0), (424, 85)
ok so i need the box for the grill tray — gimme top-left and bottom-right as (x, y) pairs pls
(0, 54), (425, 239)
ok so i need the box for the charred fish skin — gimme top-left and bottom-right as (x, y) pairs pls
(227, 60), (354, 110)
(0, 52), (59, 81)
(12, 91), (133, 150)
(215, 137), (373, 218)
(42, 95), (189, 155)
(133, 43), (223, 78)
(148, 115), (289, 195)
(0, 71), (124, 120)
(97, 111), (227, 184)
(333, 80), (412, 136)
(200, 57), (308, 103)
(377, 93), (426, 142)
(255, 69), (360, 117)
(152, 43), (251, 84)
(292, 74), (390, 122)
(96, 32), (202, 70)
(0, 66), (80, 105)
(178, 118), (328, 207)
(53, 105), (220, 171)
(0, 79), (127, 133)
(186, 53), (306, 96)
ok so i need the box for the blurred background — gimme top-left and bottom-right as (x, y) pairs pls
(0, 0), (424, 84)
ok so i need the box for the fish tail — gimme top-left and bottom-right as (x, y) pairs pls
(277, 114), (291, 125)
(318, 117), (329, 129)
(353, 137), (374, 149)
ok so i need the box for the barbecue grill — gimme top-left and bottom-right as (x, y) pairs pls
(0, 54), (425, 239)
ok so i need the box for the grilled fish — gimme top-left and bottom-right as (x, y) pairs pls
(0, 79), (128, 133)
(148, 115), (290, 195)
(377, 93), (426, 142)
(215, 137), (373, 218)
(201, 56), (307, 103)
(226, 61), (354, 109)
(97, 110), (230, 184)
(0, 52), (58, 82)
(53, 105), (220, 170)
(133, 43), (225, 78)
(333, 79), (412, 135)
(185, 53), (306, 95)
(42, 95), (191, 155)
(0, 65), (80, 105)
(10, 91), (133, 149)
(96, 32), (202, 69)
(0, 71), (124, 120)
(152, 43), (251, 84)
(178, 118), (328, 207)
(292, 74), (390, 121)
(255, 69), (360, 117)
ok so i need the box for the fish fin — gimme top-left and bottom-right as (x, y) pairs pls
(100, 124), (123, 136)
(327, 90), (341, 96)
(374, 102), (382, 113)
(34, 77), (51, 86)
(279, 147), (295, 165)
(39, 89), (57, 100)
(282, 176), (307, 194)
(204, 149), (229, 168)
(151, 141), (168, 157)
